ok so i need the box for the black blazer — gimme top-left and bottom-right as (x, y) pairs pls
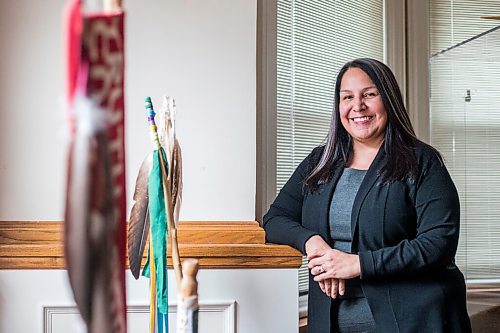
(263, 144), (472, 333)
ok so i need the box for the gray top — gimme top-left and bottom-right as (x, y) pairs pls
(329, 167), (367, 298)
(329, 167), (367, 253)
(329, 168), (374, 332)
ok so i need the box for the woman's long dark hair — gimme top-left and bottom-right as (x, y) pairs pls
(305, 58), (424, 189)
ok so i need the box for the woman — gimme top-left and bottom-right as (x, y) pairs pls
(263, 58), (472, 333)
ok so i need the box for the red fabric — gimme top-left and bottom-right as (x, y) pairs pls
(64, 3), (127, 332)
(83, 11), (127, 333)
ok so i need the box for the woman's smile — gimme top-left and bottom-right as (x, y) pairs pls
(339, 67), (387, 147)
(351, 115), (374, 124)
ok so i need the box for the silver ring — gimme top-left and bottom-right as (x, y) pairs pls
(318, 265), (325, 274)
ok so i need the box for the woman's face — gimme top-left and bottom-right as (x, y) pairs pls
(339, 67), (387, 147)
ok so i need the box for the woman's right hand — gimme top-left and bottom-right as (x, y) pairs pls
(305, 235), (346, 298)
(321, 278), (346, 299)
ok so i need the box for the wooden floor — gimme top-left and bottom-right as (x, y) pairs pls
(467, 284), (500, 316)
(467, 285), (500, 332)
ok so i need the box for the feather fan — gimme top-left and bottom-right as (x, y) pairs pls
(128, 152), (153, 279)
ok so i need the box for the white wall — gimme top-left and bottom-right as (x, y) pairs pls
(0, 0), (256, 221)
(0, 269), (299, 333)
(0, 2), (300, 333)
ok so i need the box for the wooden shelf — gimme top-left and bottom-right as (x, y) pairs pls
(0, 221), (302, 269)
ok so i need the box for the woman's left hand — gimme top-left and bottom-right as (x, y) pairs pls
(307, 249), (361, 281)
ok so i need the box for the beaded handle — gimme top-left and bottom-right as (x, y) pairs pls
(145, 97), (161, 149)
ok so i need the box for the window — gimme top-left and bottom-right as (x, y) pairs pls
(276, 0), (385, 293)
(429, 0), (500, 281)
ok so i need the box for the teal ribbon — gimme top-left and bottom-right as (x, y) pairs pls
(142, 148), (169, 314)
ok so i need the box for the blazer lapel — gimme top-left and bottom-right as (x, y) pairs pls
(351, 147), (387, 236)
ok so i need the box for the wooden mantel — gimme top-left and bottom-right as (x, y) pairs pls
(0, 221), (303, 270)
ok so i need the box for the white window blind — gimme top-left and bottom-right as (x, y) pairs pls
(276, 0), (384, 293)
(429, 0), (500, 281)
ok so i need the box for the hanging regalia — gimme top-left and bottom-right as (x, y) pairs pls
(63, 0), (127, 332)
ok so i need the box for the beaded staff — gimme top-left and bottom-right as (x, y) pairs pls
(145, 96), (183, 287)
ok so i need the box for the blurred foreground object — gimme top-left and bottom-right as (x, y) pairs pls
(63, 0), (127, 332)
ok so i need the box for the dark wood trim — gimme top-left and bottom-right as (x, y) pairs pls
(255, 0), (277, 223)
(0, 221), (302, 269)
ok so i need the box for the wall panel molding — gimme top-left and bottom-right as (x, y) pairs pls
(43, 302), (237, 333)
(0, 221), (302, 269)
(43, 306), (83, 333)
